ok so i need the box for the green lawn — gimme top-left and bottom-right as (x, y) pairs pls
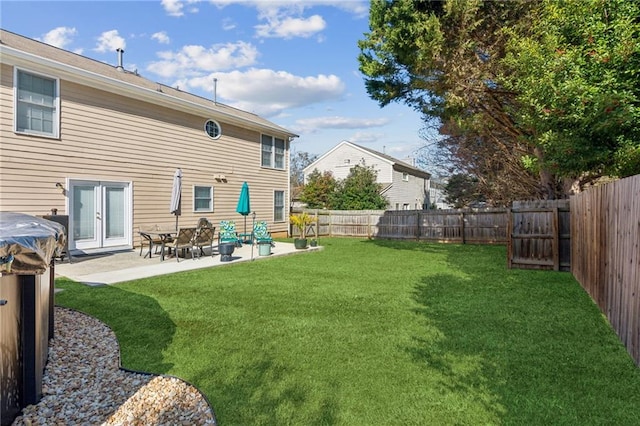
(55, 238), (640, 425)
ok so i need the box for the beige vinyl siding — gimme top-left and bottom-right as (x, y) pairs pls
(0, 63), (290, 241)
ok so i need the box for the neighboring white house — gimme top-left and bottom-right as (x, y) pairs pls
(303, 141), (432, 210)
(429, 177), (453, 209)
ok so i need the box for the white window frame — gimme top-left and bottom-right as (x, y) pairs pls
(261, 134), (285, 170)
(204, 119), (221, 139)
(274, 190), (285, 222)
(402, 172), (409, 182)
(193, 185), (214, 212)
(14, 68), (60, 139)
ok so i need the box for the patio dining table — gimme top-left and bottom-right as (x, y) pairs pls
(141, 230), (176, 261)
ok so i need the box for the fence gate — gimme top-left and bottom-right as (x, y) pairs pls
(507, 200), (570, 271)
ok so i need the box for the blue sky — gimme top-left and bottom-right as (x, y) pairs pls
(2, 0), (431, 164)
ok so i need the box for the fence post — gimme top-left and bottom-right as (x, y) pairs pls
(314, 210), (319, 239)
(507, 208), (513, 268)
(329, 211), (333, 237)
(460, 211), (466, 244)
(552, 206), (560, 271)
(416, 211), (421, 240)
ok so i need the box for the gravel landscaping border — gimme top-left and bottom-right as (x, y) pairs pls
(11, 307), (217, 426)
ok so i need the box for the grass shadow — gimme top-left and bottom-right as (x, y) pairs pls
(409, 272), (508, 422)
(54, 278), (176, 373)
(409, 263), (640, 424)
(365, 236), (462, 254)
(189, 355), (340, 425)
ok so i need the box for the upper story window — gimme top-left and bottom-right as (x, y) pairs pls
(204, 119), (221, 139)
(15, 68), (60, 138)
(261, 135), (285, 169)
(402, 172), (409, 182)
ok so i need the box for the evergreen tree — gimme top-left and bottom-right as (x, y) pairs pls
(300, 169), (337, 209)
(444, 174), (485, 208)
(333, 165), (388, 210)
(359, 0), (640, 202)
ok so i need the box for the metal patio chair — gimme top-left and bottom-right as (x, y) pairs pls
(164, 227), (196, 262)
(194, 225), (216, 257)
(138, 227), (163, 258)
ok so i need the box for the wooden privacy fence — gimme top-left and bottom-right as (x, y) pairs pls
(297, 206), (569, 271)
(294, 209), (508, 244)
(571, 175), (640, 366)
(508, 200), (571, 271)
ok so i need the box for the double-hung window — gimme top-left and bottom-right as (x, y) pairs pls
(194, 185), (213, 212)
(15, 69), (59, 138)
(261, 135), (285, 169)
(274, 190), (285, 222)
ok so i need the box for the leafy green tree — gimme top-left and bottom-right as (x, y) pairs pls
(358, 0), (640, 202)
(300, 169), (337, 209)
(290, 151), (318, 206)
(358, 0), (544, 202)
(444, 174), (485, 209)
(333, 165), (388, 210)
(502, 0), (640, 179)
(290, 151), (318, 188)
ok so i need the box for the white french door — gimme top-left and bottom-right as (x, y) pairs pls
(69, 180), (131, 251)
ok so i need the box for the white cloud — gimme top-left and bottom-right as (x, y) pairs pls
(349, 131), (386, 144)
(325, 1), (369, 18)
(151, 31), (170, 44)
(162, 0), (183, 16)
(177, 68), (344, 117)
(94, 30), (126, 53)
(39, 27), (77, 49)
(146, 41), (259, 78)
(222, 18), (236, 31)
(162, 0), (200, 17)
(247, 2), (328, 39)
(251, 0), (366, 18)
(255, 14), (326, 39)
(209, 1), (366, 39)
(293, 116), (389, 134)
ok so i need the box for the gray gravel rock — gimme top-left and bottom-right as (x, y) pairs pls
(12, 307), (216, 426)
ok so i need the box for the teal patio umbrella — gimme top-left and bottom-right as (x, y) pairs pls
(236, 182), (251, 240)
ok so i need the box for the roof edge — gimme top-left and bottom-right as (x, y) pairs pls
(0, 36), (298, 138)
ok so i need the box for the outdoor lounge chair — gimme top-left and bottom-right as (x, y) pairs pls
(164, 227), (196, 262)
(253, 220), (274, 246)
(218, 220), (242, 247)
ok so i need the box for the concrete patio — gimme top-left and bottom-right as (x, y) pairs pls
(55, 242), (320, 286)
